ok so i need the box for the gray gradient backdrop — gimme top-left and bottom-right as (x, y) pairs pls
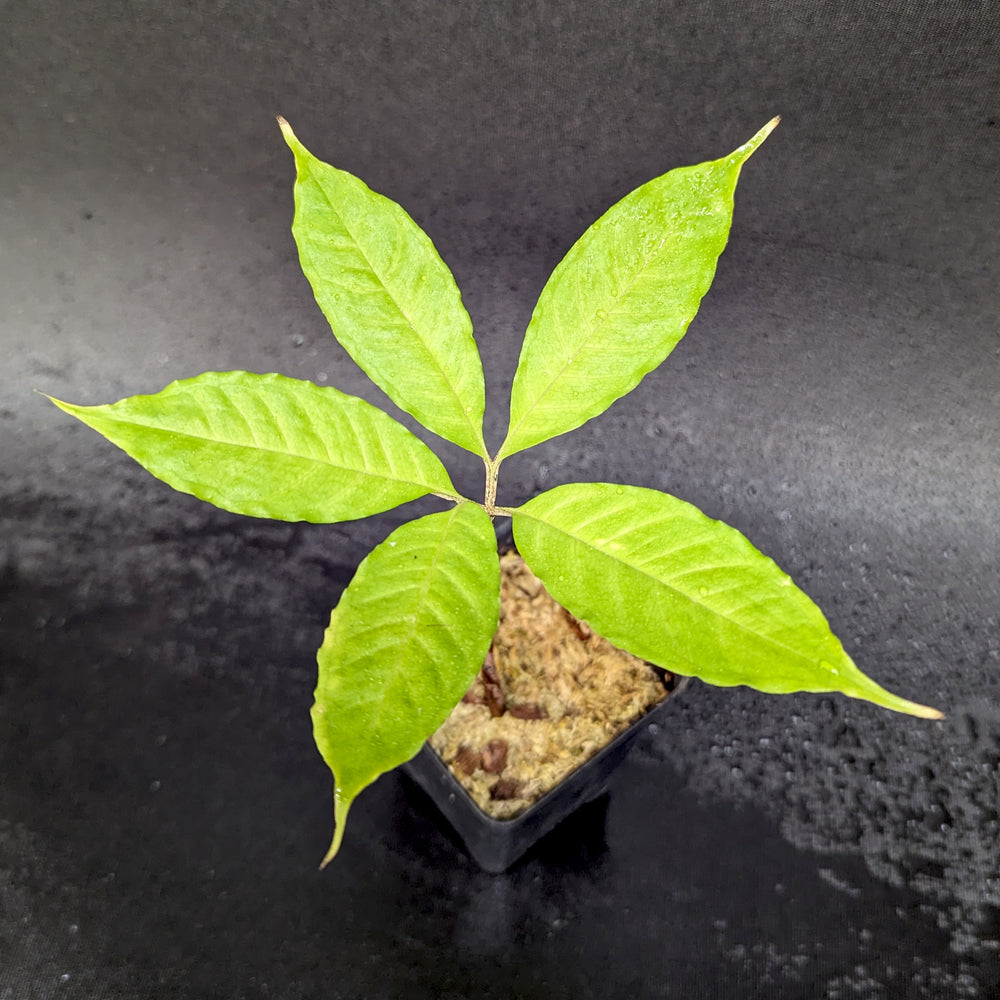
(2, 2), (998, 997)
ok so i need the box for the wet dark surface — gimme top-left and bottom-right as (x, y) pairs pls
(3, 2), (1000, 997)
(1, 504), (993, 998)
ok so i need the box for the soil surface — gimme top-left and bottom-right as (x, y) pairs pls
(429, 551), (672, 818)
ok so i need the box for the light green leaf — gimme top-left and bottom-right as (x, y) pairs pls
(312, 502), (500, 866)
(499, 119), (779, 459)
(279, 118), (487, 458)
(47, 371), (460, 523)
(512, 483), (942, 719)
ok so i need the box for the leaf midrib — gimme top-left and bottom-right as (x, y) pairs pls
(90, 411), (452, 495)
(517, 507), (832, 670)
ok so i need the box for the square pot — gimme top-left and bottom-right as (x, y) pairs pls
(402, 674), (688, 872)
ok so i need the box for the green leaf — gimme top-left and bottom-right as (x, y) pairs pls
(312, 502), (500, 866)
(512, 483), (942, 719)
(279, 118), (488, 458)
(499, 119), (779, 459)
(48, 371), (460, 523)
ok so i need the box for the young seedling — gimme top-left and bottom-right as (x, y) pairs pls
(48, 117), (942, 866)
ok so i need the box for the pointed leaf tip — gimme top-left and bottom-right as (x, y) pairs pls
(839, 652), (944, 720)
(859, 687), (944, 721)
(734, 116), (781, 162)
(318, 834), (340, 871)
(318, 792), (350, 870)
(277, 116), (303, 155)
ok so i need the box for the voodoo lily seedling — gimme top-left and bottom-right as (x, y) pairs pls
(50, 116), (943, 866)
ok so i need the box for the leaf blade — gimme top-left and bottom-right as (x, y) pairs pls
(312, 503), (500, 864)
(280, 118), (487, 457)
(512, 482), (941, 718)
(500, 119), (778, 458)
(48, 371), (459, 523)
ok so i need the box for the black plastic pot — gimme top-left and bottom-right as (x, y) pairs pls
(402, 674), (688, 872)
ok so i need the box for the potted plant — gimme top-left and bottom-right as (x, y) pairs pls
(401, 540), (692, 871)
(47, 116), (942, 870)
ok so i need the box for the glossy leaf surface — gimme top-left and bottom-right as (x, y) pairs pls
(312, 503), (500, 865)
(280, 118), (487, 457)
(49, 371), (459, 523)
(499, 119), (778, 459)
(512, 483), (941, 718)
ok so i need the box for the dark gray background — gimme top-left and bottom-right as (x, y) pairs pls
(2, 2), (998, 997)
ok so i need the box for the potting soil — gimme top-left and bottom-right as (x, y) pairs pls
(429, 551), (671, 818)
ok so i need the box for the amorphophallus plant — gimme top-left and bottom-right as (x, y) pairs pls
(49, 116), (942, 866)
